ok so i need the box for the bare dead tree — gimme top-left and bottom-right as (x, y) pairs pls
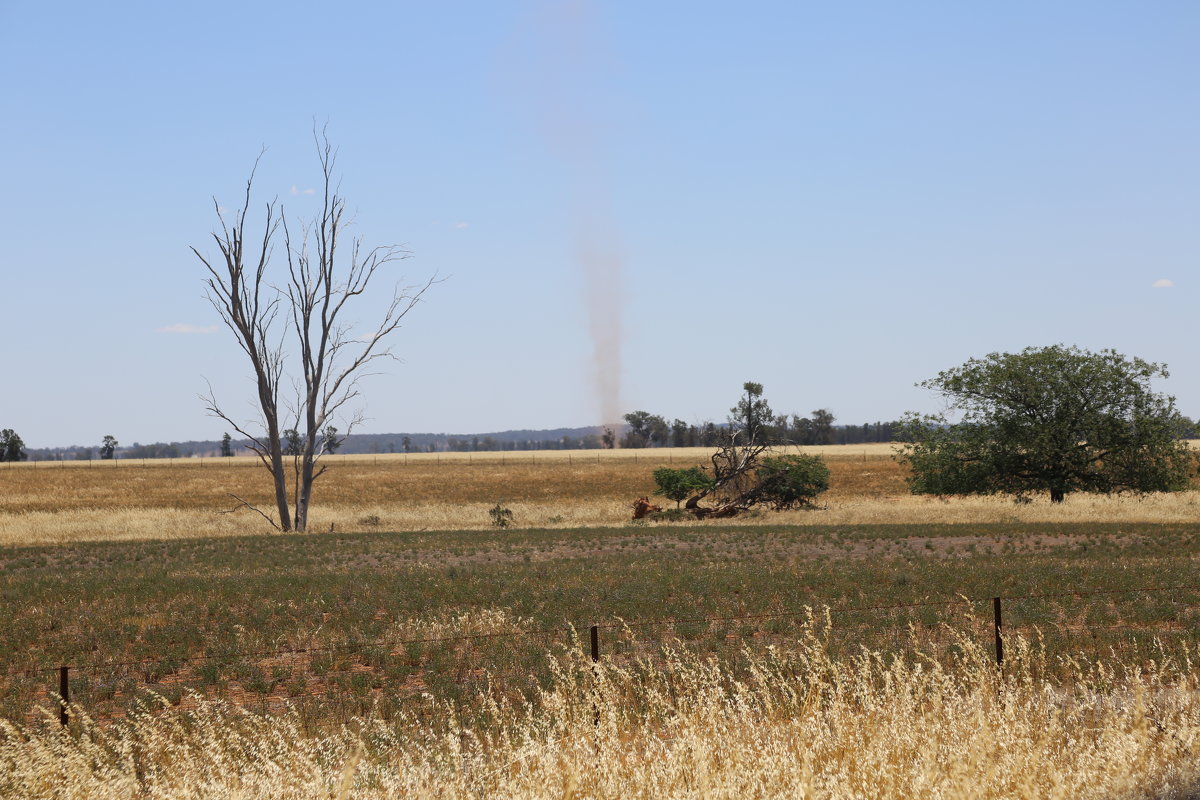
(193, 131), (433, 532)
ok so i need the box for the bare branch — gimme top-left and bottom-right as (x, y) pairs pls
(218, 494), (282, 532)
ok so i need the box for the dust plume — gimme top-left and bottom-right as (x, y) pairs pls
(578, 222), (622, 427)
(513, 1), (624, 429)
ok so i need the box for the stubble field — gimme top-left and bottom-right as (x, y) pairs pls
(4, 443), (1200, 545)
(3, 445), (1200, 798)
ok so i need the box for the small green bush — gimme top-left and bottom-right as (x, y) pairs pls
(653, 467), (714, 507)
(488, 504), (514, 528)
(756, 454), (830, 509)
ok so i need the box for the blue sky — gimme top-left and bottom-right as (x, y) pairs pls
(2, 1), (1197, 448)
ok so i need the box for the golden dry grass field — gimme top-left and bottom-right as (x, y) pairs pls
(2, 443), (1199, 546)
(5, 637), (1200, 799)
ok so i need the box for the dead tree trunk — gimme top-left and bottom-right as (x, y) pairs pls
(194, 153), (295, 532)
(195, 130), (433, 533)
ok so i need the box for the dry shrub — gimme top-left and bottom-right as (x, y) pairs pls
(3, 631), (1200, 799)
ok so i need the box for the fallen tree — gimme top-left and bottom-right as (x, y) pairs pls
(645, 382), (830, 519)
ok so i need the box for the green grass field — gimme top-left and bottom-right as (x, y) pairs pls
(4, 520), (1199, 725)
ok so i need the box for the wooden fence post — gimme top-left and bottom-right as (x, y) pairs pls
(59, 666), (69, 727)
(590, 625), (600, 726)
(992, 596), (1004, 667)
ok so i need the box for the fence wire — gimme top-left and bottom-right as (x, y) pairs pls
(3, 585), (1197, 728)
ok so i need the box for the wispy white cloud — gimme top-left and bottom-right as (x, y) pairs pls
(290, 185), (317, 196)
(454, 221), (469, 229)
(157, 323), (220, 334)
(1152, 279), (1174, 288)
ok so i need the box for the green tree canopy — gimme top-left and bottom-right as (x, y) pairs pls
(99, 435), (118, 460)
(652, 466), (713, 507)
(622, 411), (669, 448)
(0, 429), (27, 462)
(321, 426), (342, 454)
(898, 345), (1193, 503)
(730, 382), (773, 445)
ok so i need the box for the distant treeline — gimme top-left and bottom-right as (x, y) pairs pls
(24, 441), (205, 462)
(20, 415), (1200, 461)
(615, 410), (898, 449)
(19, 421), (898, 461)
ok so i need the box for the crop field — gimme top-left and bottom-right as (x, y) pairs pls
(3, 445), (1200, 797)
(4, 443), (1200, 546)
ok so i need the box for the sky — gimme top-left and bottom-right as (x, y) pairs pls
(2, 1), (1197, 448)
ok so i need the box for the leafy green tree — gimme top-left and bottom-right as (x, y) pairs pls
(645, 414), (670, 447)
(0, 429), (27, 462)
(789, 414), (813, 445)
(898, 345), (1193, 503)
(670, 419), (691, 448)
(99, 435), (118, 460)
(321, 426), (342, 454)
(652, 466), (714, 508)
(621, 411), (659, 448)
(1174, 415), (1200, 440)
(810, 409), (836, 445)
(220, 433), (234, 457)
(283, 429), (302, 456)
(731, 382), (773, 444)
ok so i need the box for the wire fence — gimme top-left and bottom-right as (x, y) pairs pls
(3, 585), (1197, 728)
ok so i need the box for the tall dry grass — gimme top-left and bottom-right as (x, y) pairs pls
(3, 631), (1198, 799)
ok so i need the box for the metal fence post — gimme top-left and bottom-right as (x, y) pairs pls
(59, 666), (69, 727)
(993, 596), (1004, 667)
(590, 625), (599, 662)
